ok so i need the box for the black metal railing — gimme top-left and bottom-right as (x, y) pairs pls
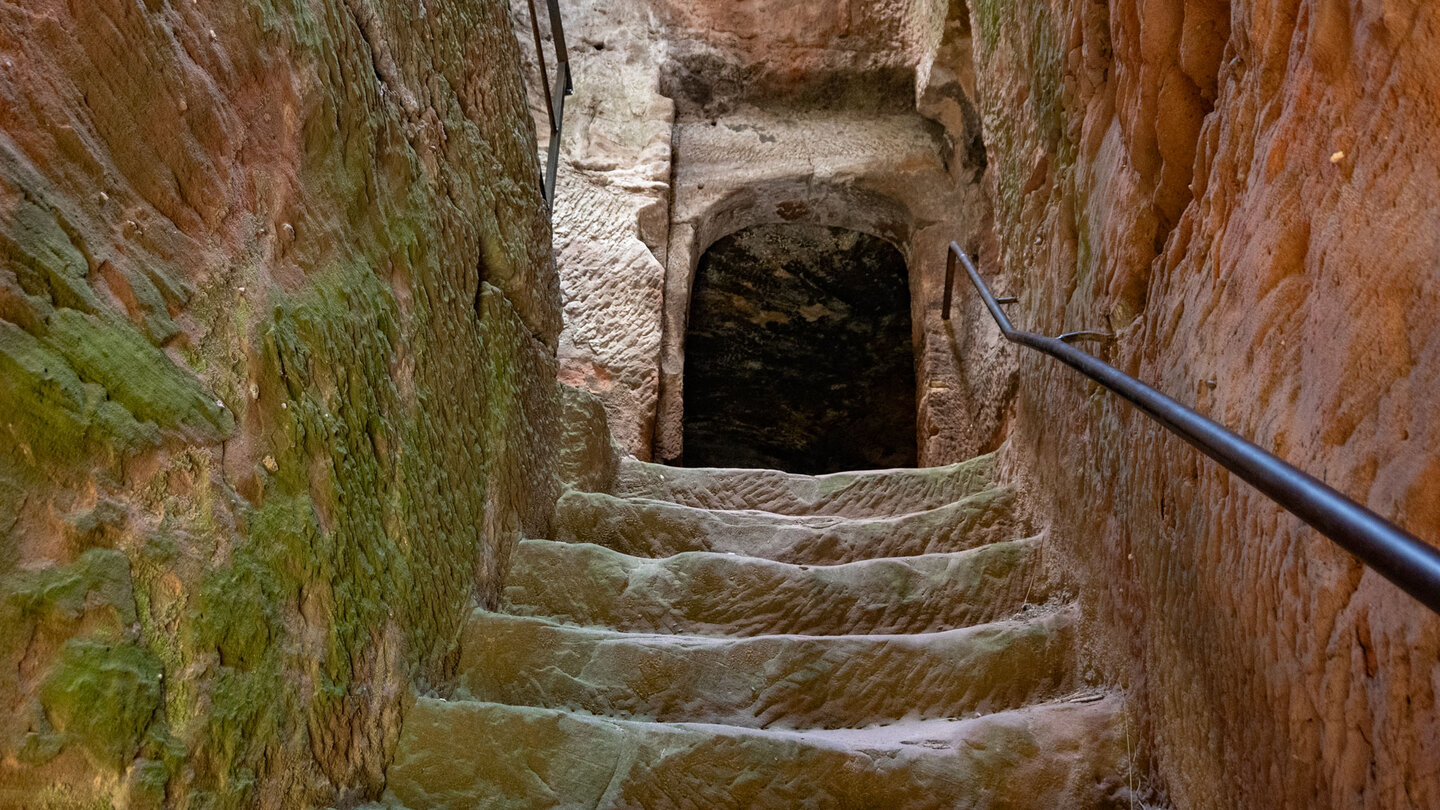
(943, 242), (1440, 615)
(522, 0), (572, 208)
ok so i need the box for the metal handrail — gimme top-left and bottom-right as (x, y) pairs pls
(522, 0), (572, 208)
(942, 242), (1440, 615)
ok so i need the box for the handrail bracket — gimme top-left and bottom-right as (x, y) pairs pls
(1056, 330), (1116, 344)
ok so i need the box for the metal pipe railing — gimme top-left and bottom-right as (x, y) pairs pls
(943, 242), (1440, 615)
(522, 0), (572, 209)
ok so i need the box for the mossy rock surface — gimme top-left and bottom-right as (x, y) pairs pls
(0, 0), (575, 806)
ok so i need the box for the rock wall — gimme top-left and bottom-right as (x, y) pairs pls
(651, 0), (945, 116)
(514, 0), (674, 460)
(960, 0), (1440, 806)
(0, 1), (581, 807)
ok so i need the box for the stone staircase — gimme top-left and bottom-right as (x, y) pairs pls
(380, 452), (1135, 808)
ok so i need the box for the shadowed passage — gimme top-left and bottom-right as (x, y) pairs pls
(684, 223), (916, 474)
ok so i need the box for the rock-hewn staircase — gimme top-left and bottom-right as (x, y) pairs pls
(381, 452), (1135, 808)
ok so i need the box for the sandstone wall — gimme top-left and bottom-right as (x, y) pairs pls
(652, 0), (948, 115)
(512, 0), (673, 460)
(960, 0), (1440, 805)
(0, 1), (575, 807)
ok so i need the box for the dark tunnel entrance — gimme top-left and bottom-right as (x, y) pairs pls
(682, 223), (917, 474)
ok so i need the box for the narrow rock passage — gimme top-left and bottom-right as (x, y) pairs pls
(382, 452), (1135, 808)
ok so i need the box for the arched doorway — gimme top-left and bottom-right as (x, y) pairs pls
(682, 223), (916, 474)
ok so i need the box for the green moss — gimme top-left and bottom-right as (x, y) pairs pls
(0, 3), (564, 808)
(989, 122), (1025, 226)
(0, 321), (159, 469)
(137, 264), (192, 311)
(40, 639), (163, 771)
(136, 492), (311, 806)
(0, 297), (234, 480)
(121, 268), (181, 345)
(2, 551), (153, 782)
(128, 758), (171, 809)
(129, 532), (192, 736)
(0, 198), (102, 315)
(4, 549), (137, 630)
(63, 500), (130, 551)
(970, 0), (1073, 243)
(156, 260), (474, 803)
(194, 495), (312, 671)
(44, 309), (233, 440)
(192, 663), (281, 802)
(1026, 4), (1067, 156)
(246, 0), (328, 52)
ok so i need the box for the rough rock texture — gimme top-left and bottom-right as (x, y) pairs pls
(387, 698), (1130, 810)
(684, 224), (916, 473)
(0, 1), (588, 806)
(504, 537), (1050, 635)
(615, 450), (999, 515)
(651, 0), (949, 117)
(382, 453), (1140, 808)
(459, 609), (1077, 728)
(553, 382), (622, 495)
(552, 487), (1022, 564)
(960, 0), (1440, 806)
(514, 0), (674, 459)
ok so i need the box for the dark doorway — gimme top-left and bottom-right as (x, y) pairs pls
(683, 224), (917, 474)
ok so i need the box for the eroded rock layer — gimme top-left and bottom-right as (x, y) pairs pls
(504, 536), (1049, 635)
(387, 698), (1129, 810)
(614, 449), (999, 516)
(552, 486), (1023, 563)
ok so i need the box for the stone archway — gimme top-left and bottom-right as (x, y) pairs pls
(651, 104), (1003, 468)
(654, 172), (920, 465)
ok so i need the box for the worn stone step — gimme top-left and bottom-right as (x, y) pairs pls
(505, 536), (1052, 636)
(456, 608), (1076, 729)
(552, 486), (1023, 564)
(381, 696), (1133, 810)
(615, 450), (998, 517)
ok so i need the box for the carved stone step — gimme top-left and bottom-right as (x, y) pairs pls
(615, 450), (998, 517)
(381, 453), (1136, 808)
(505, 536), (1052, 636)
(457, 608), (1077, 729)
(381, 696), (1134, 810)
(552, 486), (1023, 564)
